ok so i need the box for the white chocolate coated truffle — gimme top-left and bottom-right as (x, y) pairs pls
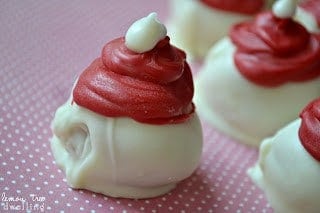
(248, 119), (320, 213)
(167, 0), (273, 59)
(51, 97), (203, 199)
(194, 38), (320, 146)
(295, 5), (320, 33)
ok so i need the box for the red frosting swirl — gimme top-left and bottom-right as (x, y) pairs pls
(72, 36), (195, 124)
(230, 11), (320, 87)
(300, 0), (320, 27)
(299, 98), (320, 161)
(200, 0), (265, 15)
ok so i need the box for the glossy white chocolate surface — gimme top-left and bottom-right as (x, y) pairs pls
(51, 97), (203, 199)
(248, 119), (320, 213)
(167, 0), (273, 59)
(295, 6), (320, 33)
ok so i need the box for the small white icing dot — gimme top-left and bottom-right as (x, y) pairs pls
(273, 0), (298, 18)
(125, 12), (167, 53)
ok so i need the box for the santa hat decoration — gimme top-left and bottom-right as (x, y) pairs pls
(229, 0), (320, 87)
(299, 98), (320, 161)
(73, 13), (194, 125)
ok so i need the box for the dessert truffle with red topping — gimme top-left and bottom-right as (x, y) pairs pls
(167, 0), (274, 59)
(51, 13), (203, 199)
(248, 97), (320, 213)
(195, 0), (320, 146)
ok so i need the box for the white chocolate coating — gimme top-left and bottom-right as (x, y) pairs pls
(51, 96), (203, 199)
(167, 0), (274, 59)
(295, 6), (320, 33)
(194, 38), (320, 146)
(248, 119), (320, 213)
(125, 12), (167, 53)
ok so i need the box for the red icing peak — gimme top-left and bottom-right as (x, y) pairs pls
(230, 11), (320, 87)
(102, 36), (185, 84)
(200, 0), (265, 14)
(299, 0), (320, 27)
(299, 98), (320, 161)
(73, 36), (195, 124)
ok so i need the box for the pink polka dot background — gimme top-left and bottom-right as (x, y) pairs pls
(0, 0), (273, 212)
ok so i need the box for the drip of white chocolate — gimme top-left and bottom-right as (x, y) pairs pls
(272, 0), (298, 18)
(125, 12), (167, 53)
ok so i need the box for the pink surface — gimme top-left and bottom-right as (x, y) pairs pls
(0, 1), (272, 212)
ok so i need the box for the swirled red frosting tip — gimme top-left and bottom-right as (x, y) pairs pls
(230, 11), (320, 87)
(72, 36), (195, 125)
(299, 98), (320, 161)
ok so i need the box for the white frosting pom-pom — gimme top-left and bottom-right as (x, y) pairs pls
(125, 12), (167, 53)
(272, 0), (298, 18)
